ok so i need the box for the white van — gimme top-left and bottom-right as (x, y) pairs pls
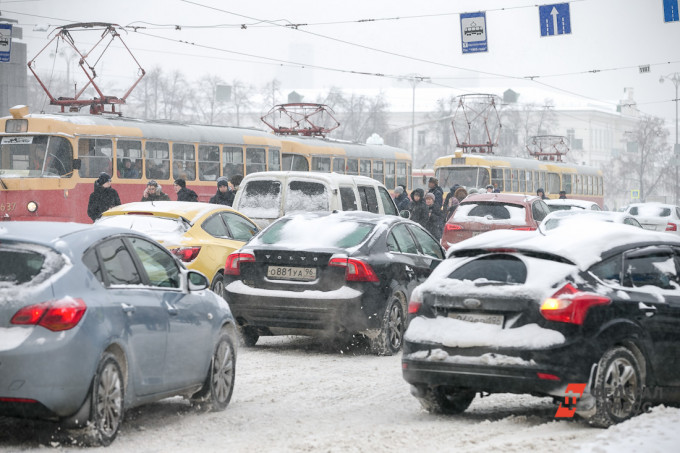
(232, 171), (400, 228)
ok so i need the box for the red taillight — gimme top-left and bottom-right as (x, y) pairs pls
(444, 223), (463, 233)
(666, 223), (677, 231)
(11, 298), (87, 331)
(224, 252), (256, 276)
(540, 283), (611, 325)
(537, 372), (561, 381)
(328, 257), (379, 282)
(0, 397), (38, 403)
(407, 301), (422, 314)
(171, 246), (201, 262)
(511, 226), (536, 231)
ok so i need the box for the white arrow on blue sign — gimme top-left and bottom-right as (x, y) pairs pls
(663, 0), (679, 22)
(539, 3), (571, 37)
(0, 24), (12, 63)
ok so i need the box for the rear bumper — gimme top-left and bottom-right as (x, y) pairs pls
(225, 280), (374, 336)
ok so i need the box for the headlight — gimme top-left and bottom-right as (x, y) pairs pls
(27, 201), (38, 212)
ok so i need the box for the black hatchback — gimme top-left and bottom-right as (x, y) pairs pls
(402, 220), (680, 427)
(224, 211), (444, 355)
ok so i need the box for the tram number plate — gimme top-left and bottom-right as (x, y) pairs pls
(448, 312), (503, 326)
(267, 265), (316, 281)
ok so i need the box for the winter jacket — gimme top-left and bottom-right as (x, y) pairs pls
(141, 191), (170, 202)
(209, 189), (234, 206)
(408, 189), (429, 228)
(394, 192), (411, 211)
(425, 204), (445, 240)
(87, 181), (121, 222)
(428, 184), (444, 211)
(177, 187), (199, 202)
(445, 187), (468, 220)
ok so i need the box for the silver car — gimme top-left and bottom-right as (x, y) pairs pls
(0, 222), (237, 446)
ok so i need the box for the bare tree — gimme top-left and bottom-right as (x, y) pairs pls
(260, 78), (282, 112)
(191, 74), (229, 125)
(499, 100), (557, 157)
(229, 79), (255, 127)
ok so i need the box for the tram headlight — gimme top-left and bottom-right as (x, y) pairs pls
(27, 201), (38, 213)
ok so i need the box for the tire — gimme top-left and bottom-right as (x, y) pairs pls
(240, 326), (259, 347)
(87, 353), (125, 446)
(191, 333), (236, 412)
(417, 386), (475, 415)
(588, 346), (643, 428)
(370, 294), (405, 356)
(211, 273), (225, 298)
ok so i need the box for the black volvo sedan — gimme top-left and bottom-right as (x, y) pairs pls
(402, 219), (680, 427)
(224, 211), (444, 355)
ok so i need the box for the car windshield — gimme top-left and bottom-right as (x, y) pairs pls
(258, 216), (374, 249)
(97, 215), (188, 243)
(0, 242), (64, 288)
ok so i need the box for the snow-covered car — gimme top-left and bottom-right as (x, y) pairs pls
(537, 210), (642, 235)
(402, 222), (680, 427)
(545, 198), (602, 211)
(0, 222), (237, 446)
(224, 211), (444, 355)
(623, 202), (680, 234)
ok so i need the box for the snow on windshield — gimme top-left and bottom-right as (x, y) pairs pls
(259, 215), (374, 249)
(453, 202), (527, 225)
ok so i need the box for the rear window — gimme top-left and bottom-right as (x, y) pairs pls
(238, 180), (282, 219)
(0, 243), (64, 287)
(284, 181), (329, 215)
(629, 206), (671, 217)
(448, 255), (527, 284)
(258, 216), (374, 249)
(454, 202), (526, 222)
(97, 215), (188, 243)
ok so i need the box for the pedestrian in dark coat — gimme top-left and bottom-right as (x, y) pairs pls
(443, 184), (460, 216)
(427, 177), (444, 211)
(424, 193), (444, 240)
(445, 186), (468, 221)
(408, 188), (429, 228)
(87, 173), (121, 222)
(173, 178), (198, 202)
(209, 176), (234, 206)
(141, 180), (170, 201)
(393, 186), (411, 211)
(536, 188), (548, 200)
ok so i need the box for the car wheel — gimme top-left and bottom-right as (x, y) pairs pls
(211, 273), (225, 298)
(192, 332), (236, 411)
(240, 326), (259, 347)
(87, 353), (125, 446)
(370, 294), (405, 356)
(588, 346), (643, 427)
(418, 386), (475, 415)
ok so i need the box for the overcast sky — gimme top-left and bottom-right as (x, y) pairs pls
(2, 0), (679, 123)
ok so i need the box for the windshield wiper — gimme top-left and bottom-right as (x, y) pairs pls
(0, 177), (7, 190)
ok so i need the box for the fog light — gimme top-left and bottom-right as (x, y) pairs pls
(27, 201), (38, 212)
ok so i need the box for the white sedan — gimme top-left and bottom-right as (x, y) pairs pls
(624, 202), (680, 233)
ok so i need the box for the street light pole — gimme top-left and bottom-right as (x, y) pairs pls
(660, 73), (680, 205)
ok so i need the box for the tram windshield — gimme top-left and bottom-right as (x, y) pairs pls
(0, 135), (73, 177)
(436, 167), (490, 189)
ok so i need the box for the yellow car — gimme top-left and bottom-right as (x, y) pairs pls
(98, 201), (259, 295)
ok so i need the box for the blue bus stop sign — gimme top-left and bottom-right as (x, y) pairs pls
(0, 24), (12, 63)
(539, 3), (572, 37)
(664, 0), (679, 22)
(460, 12), (488, 54)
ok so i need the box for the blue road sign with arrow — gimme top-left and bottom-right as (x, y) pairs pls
(663, 0), (679, 22)
(539, 3), (571, 37)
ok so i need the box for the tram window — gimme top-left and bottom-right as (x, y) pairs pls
(563, 174), (572, 194)
(547, 173), (561, 194)
(333, 157), (345, 174)
(269, 148), (281, 171)
(145, 142), (170, 180)
(526, 171), (533, 193)
(282, 154), (309, 172)
(223, 146), (244, 180)
(347, 159), (359, 176)
(116, 140), (142, 180)
(312, 156), (331, 172)
(396, 162), (407, 188)
(173, 143), (196, 181)
(519, 170), (526, 193)
(373, 160), (384, 184)
(385, 161), (396, 189)
(198, 145), (220, 181)
(246, 148), (266, 175)
(491, 168), (504, 192)
(79, 138), (113, 178)
(511, 169), (519, 192)
(360, 160), (372, 177)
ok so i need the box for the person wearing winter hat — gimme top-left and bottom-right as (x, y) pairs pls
(87, 172), (120, 222)
(408, 188), (429, 228)
(427, 176), (444, 211)
(174, 178), (199, 202)
(393, 185), (411, 211)
(141, 180), (170, 202)
(209, 176), (234, 206)
(424, 192), (444, 240)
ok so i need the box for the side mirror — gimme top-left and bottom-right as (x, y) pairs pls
(72, 158), (82, 170)
(187, 270), (209, 291)
(400, 209), (411, 219)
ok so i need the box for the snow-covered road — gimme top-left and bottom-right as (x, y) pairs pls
(1, 335), (677, 452)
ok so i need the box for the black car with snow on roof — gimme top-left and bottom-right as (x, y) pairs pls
(224, 211), (444, 355)
(402, 219), (680, 427)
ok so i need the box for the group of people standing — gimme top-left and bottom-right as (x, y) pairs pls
(86, 172), (243, 222)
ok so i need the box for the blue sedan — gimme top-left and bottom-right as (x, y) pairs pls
(0, 222), (238, 446)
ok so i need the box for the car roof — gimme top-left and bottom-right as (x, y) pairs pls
(102, 201), (241, 224)
(278, 210), (403, 225)
(461, 193), (540, 204)
(239, 171), (383, 186)
(448, 221), (680, 270)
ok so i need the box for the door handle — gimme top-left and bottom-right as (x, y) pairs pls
(164, 301), (178, 316)
(638, 302), (656, 317)
(121, 303), (135, 314)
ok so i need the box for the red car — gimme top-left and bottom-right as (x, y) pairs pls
(441, 193), (551, 250)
